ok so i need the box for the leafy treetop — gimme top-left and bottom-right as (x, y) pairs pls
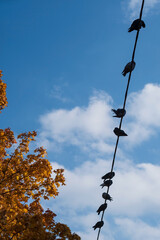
(0, 71), (80, 240)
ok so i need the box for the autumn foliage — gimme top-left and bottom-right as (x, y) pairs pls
(0, 70), (7, 112)
(0, 72), (80, 240)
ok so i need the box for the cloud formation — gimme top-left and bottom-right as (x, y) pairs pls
(39, 83), (160, 152)
(39, 83), (160, 239)
(39, 90), (115, 154)
(50, 84), (69, 103)
(50, 158), (160, 239)
(126, 83), (160, 146)
(52, 159), (160, 217)
(115, 218), (160, 240)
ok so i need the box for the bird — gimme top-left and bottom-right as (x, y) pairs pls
(112, 108), (126, 118)
(97, 203), (107, 215)
(113, 127), (127, 136)
(100, 179), (113, 188)
(122, 61), (136, 76)
(93, 221), (104, 230)
(102, 171), (115, 180)
(102, 192), (113, 201)
(128, 19), (145, 32)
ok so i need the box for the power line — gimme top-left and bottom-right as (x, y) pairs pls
(95, 1), (145, 239)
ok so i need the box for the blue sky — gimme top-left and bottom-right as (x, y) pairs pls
(1, 0), (160, 239)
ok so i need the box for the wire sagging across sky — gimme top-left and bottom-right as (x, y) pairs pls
(93, 1), (146, 239)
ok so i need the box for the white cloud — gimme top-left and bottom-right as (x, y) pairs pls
(112, 162), (160, 216)
(126, 83), (160, 146)
(51, 159), (109, 210)
(128, 84), (160, 127)
(49, 158), (160, 239)
(115, 218), (160, 240)
(50, 84), (69, 103)
(39, 90), (115, 154)
(52, 159), (160, 217)
(39, 84), (160, 152)
(76, 215), (115, 240)
(39, 83), (160, 239)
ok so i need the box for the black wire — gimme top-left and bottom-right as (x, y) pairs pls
(96, 1), (145, 239)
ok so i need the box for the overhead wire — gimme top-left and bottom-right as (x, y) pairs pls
(96, 0), (145, 239)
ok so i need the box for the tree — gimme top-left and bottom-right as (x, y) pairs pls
(0, 71), (80, 240)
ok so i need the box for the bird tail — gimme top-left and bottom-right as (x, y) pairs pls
(93, 226), (96, 230)
(128, 27), (132, 32)
(142, 21), (145, 28)
(111, 109), (116, 114)
(122, 71), (126, 76)
(97, 211), (100, 215)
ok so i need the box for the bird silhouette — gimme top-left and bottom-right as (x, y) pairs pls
(113, 127), (127, 136)
(97, 203), (107, 215)
(102, 192), (113, 201)
(122, 61), (136, 76)
(128, 19), (145, 32)
(112, 108), (126, 118)
(93, 221), (104, 230)
(102, 171), (115, 180)
(100, 179), (113, 188)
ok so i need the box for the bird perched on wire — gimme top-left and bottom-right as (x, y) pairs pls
(112, 108), (126, 118)
(113, 127), (127, 136)
(93, 221), (104, 230)
(100, 179), (113, 188)
(102, 192), (113, 201)
(128, 19), (145, 32)
(122, 61), (136, 76)
(102, 171), (115, 180)
(96, 203), (107, 215)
